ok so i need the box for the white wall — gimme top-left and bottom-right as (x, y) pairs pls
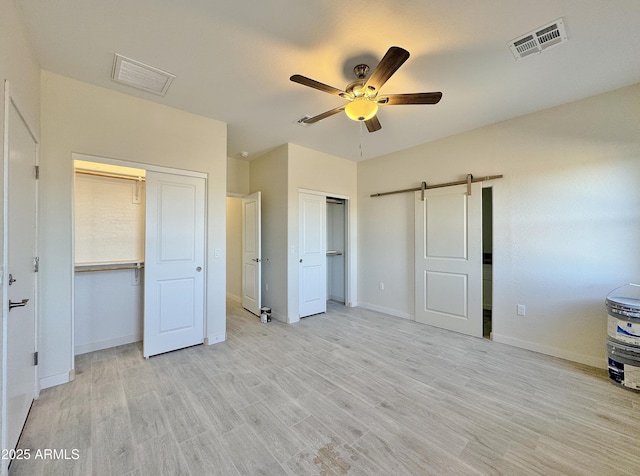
(39, 71), (227, 387)
(226, 197), (242, 302)
(74, 269), (143, 354)
(227, 156), (250, 195)
(358, 83), (640, 367)
(287, 143), (357, 322)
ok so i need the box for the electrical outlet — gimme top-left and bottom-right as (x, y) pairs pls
(265, 283), (269, 291)
(379, 282), (385, 291)
(517, 304), (526, 316)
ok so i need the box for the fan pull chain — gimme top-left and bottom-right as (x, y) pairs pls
(359, 121), (364, 158)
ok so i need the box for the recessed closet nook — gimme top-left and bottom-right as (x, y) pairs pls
(326, 197), (346, 304)
(73, 160), (146, 355)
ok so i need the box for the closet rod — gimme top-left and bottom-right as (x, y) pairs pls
(75, 262), (144, 273)
(370, 174), (503, 198)
(75, 168), (145, 182)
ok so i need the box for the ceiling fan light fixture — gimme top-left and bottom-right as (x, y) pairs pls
(345, 97), (378, 122)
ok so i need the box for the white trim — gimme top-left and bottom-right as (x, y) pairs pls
(39, 371), (71, 390)
(492, 333), (606, 369)
(2, 81), (10, 476)
(74, 334), (141, 356)
(298, 187), (350, 200)
(357, 302), (414, 321)
(72, 153), (207, 179)
(226, 192), (245, 198)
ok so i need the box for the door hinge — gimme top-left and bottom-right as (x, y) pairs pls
(34, 165), (40, 179)
(33, 257), (39, 273)
(33, 351), (38, 366)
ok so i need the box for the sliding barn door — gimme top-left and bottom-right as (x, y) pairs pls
(144, 171), (206, 357)
(415, 183), (482, 337)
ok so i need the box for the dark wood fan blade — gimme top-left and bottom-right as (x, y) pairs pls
(380, 92), (443, 105)
(290, 74), (345, 96)
(364, 46), (410, 93)
(365, 116), (382, 133)
(303, 105), (346, 124)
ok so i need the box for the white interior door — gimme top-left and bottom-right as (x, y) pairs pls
(415, 182), (482, 337)
(144, 171), (206, 357)
(299, 192), (326, 317)
(3, 92), (38, 455)
(241, 191), (261, 316)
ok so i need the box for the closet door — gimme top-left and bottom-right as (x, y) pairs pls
(299, 192), (327, 317)
(144, 171), (206, 357)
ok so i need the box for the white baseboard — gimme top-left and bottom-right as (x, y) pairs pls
(75, 333), (141, 356)
(492, 333), (607, 369)
(40, 371), (71, 390)
(358, 302), (414, 321)
(206, 332), (226, 345)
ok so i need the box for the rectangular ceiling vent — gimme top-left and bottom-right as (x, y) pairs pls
(112, 54), (175, 96)
(508, 18), (568, 60)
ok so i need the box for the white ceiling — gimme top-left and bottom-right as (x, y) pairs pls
(18, 0), (640, 161)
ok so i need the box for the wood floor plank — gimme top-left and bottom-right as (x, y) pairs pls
(11, 298), (640, 476)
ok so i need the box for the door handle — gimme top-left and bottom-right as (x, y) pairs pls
(196, 267), (202, 272)
(9, 298), (29, 311)
(251, 258), (262, 262)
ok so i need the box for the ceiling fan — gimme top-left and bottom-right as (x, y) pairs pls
(290, 46), (442, 132)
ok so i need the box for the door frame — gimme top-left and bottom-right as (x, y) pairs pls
(70, 153), (207, 361)
(2, 80), (40, 471)
(294, 188), (352, 322)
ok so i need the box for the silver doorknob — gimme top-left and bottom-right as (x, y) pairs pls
(196, 266), (202, 272)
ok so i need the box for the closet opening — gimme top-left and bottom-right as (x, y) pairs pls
(327, 197), (347, 306)
(73, 159), (146, 355)
(482, 186), (493, 339)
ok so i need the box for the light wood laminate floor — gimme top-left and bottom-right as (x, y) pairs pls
(11, 300), (640, 475)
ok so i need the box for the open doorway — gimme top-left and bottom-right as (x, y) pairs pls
(327, 197), (347, 305)
(73, 159), (146, 354)
(482, 187), (493, 339)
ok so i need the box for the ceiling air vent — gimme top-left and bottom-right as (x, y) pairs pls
(508, 18), (568, 60)
(111, 54), (175, 96)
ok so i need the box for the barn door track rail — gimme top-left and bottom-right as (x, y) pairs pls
(370, 174), (503, 201)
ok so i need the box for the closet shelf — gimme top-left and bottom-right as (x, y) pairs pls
(326, 251), (343, 256)
(75, 261), (144, 273)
